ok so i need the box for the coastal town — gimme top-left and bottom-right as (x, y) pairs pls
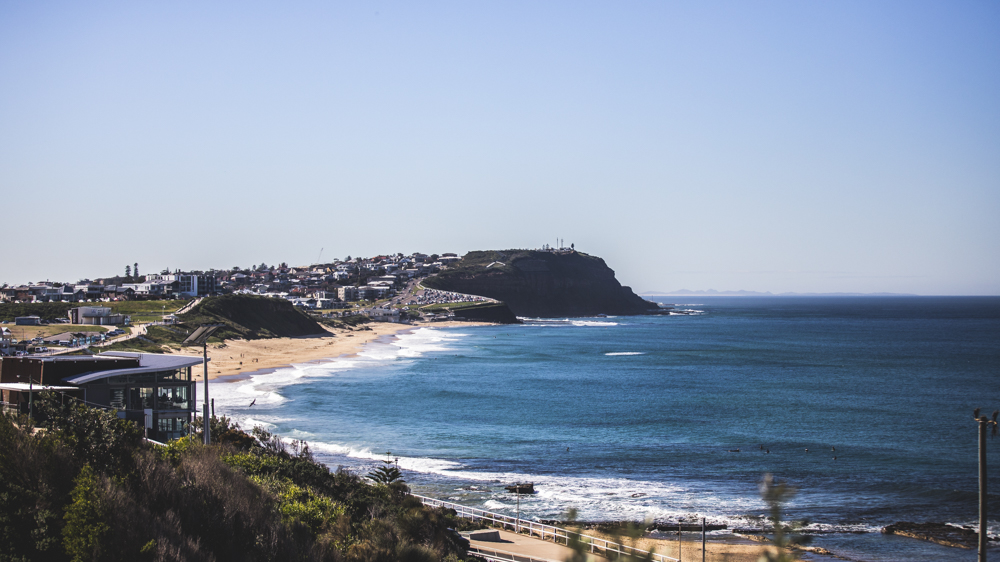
(2, 251), (466, 307)
(1, 247), (607, 356)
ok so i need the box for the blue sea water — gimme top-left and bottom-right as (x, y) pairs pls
(212, 296), (1000, 561)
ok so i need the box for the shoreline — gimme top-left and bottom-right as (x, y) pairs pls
(174, 320), (491, 382)
(179, 318), (858, 562)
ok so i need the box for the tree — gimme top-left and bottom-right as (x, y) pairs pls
(367, 452), (404, 484)
(757, 473), (809, 562)
(37, 392), (143, 478)
(125, 265), (131, 278)
(134, 263), (138, 278)
(62, 465), (108, 562)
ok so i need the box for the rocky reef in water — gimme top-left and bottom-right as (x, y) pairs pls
(881, 521), (993, 549)
(422, 250), (662, 318)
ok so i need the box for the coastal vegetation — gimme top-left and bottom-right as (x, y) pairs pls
(0, 394), (476, 562)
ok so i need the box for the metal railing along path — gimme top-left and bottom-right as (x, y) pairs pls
(413, 494), (679, 562)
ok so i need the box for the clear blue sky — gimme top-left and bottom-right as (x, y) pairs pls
(2, 1), (997, 294)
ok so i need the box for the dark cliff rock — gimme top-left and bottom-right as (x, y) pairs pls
(422, 250), (660, 318)
(449, 303), (520, 324)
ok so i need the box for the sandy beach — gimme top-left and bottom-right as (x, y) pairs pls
(578, 530), (789, 562)
(174, 320), (488, 382)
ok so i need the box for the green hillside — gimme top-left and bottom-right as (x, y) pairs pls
(177, 295), (324, 341)
(99, 295), (326, 353)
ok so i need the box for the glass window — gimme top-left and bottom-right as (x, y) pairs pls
(158, 369), (186, 382)
(110, 388), (125, 410)
(157, 416), (187, 440)
(133, 387), (154, 410)
(156, 386), (189, 410)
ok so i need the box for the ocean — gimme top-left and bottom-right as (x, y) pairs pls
(211, 296), (1000, 561)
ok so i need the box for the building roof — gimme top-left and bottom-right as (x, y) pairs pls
(63, 352), (206, 385)
(0, 383), (79, 392)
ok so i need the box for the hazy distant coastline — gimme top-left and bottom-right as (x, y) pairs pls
(643, 289), (920, 297)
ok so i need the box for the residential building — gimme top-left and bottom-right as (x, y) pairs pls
(0, 352), (203, 441)
(145, 273), (217, 297)
(337, 286), (359, 302)
(68, 307), (126, 326)
(123, 281), (177, 298)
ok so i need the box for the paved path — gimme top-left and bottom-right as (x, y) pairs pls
(174, 297), (202, 315)
(469, 529), (606, 562)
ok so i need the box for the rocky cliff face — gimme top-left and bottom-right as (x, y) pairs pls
(422, 250), (660, 318)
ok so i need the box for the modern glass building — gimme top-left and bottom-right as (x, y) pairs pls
(0, 352), (204, 441)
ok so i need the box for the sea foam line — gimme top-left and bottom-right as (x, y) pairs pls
(209, 327), (469, 427)
(305, 442), (795, 528)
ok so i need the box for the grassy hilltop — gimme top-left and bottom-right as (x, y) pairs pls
(0, 300), (195, 324)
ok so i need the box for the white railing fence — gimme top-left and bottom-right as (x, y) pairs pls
(413, 494), (680, 562)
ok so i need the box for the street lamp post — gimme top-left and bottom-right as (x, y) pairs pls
(677, 517), (683, 562)
(182, 323), (225, 445)
(22, 373), (34, 419)
(515, 488), (520, 534)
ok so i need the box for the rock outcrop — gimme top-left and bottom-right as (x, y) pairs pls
(881, 522), (987, 549)
(422, 250), (660, 318)
(448, 303), (520, 324)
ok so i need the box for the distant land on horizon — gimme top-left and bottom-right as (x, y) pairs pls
(642, 289), (923, 297)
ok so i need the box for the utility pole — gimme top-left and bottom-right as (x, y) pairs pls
(182, 323), (225, 445)
(202, 340), (210, 444)
(26, 373), (33, 419)
(515, 488), (520, 534)
(702, 517), (706, 562)
(677, 518), (683, 562)
(974, 408), (997, 562)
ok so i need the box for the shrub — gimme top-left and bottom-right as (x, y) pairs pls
(62, 465), (108, 562)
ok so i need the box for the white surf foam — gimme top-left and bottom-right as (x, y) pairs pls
(302, 440), (766, 525)
(571, 320), (619, 327)
(209, 326), (470, 429)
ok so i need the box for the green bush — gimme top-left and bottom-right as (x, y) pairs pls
(2, 396), (478, 561)
(62, 465), (108, 562)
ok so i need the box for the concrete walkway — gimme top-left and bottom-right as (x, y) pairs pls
(469, 529), (606, 562)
